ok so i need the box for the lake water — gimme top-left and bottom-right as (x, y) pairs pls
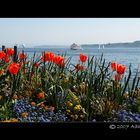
(2, 45), (140, 82)
(18, 46), (140, 72)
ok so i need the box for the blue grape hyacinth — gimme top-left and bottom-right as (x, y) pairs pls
(116, 110), (140, 122)
(12, 98), (68, 122)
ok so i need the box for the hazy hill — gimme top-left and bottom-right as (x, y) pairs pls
(81, 40), (140, 48)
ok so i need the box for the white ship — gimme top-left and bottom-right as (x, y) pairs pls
(70, 43), (83, 50)
(17, 44), (26, 49)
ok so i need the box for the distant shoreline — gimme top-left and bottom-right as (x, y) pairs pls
(1, 40), (140, 48)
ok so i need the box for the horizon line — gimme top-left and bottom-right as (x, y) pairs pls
(0, 39), (140, 47)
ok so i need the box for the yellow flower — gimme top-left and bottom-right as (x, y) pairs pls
(31, 102), (36, 106)
(66, 110), (71, 113)
(0, 69), (4, 77)
(74, 105), (81, 111)
(73, 96), (78, 101)
(1, 120), (11, 122)
(66, 101), (73, 107)
(12, 95), (18, 100)
(1, 119), (18, 122)
(73, 96), (80, 103)
(0, 95), (3, 100)
(21, 112), (28, 118)
(10, 118), (18, 122)
(74, 106), (77, 110)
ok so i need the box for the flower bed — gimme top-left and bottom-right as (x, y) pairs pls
(0, 46), (140, 122)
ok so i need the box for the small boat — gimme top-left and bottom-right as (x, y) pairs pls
(98, 44), (105, 49)
(21, 44), (26, 49)
(17, 44), (26, 49)
(70, 43), (83, 50)
(98, 44), (101, 49)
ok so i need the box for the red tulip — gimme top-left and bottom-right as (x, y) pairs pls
(6, 48), (14, 56)
(53, 55), (64, 66)
(58, 56), (64, 66)
(19, 52), (26, 60)
(0, 51), (6, 60)
(52, 55), (58, 64)
(116, 64), (126, 74)
(41, 52), (54, 62)
(8, 63), (20, 75)
(80, 53), (88, 63)
(111, 62), (117, 71)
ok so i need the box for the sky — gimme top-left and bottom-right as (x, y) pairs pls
(1, 18), (140, 47)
